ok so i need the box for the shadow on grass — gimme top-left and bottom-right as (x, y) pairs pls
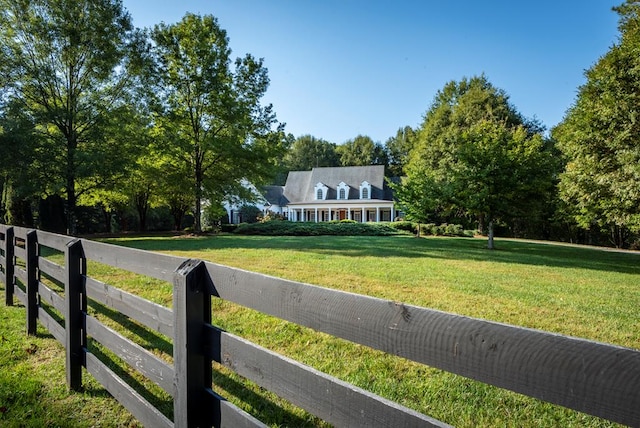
(212, 367), (325, 427)
(102, 234), (640, 275)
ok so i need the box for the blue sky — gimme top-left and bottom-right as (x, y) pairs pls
(124, 1), (620, 144)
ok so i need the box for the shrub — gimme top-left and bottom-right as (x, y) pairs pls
(220, 224), (239, 233)
(258, 210), (287, 222)
(234, 221), (401, 236)
(389, 221), (416, 233)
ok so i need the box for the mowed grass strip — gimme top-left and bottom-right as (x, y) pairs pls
(2, 234), (638, 426)
(97, 234), (637, 427)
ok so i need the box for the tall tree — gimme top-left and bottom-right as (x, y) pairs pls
(385, 126), (416, 176)
(0, 0), (145, 233)
(283, 134), (340, 171)
(396, 75), (554, 249)
(553, 1), (640, 247)
(337, 134), (388, 167)
(151, 13), (285, 233)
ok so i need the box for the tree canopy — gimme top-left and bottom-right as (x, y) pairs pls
(283, 135), (340, 171)
(337, 135), (388, 167)
(0, 0), (145, 232)
(396, 75), (555, 248)
(150, 13), (286, 233)
(553, 0), (640, 246)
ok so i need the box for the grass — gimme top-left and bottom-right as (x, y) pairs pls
(2, 234), (639, 427)
(0, 299), (142, 427)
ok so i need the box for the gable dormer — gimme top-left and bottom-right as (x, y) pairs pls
(314, 182), (328, 200)
(337, 181), (350, 200)
(359, 180), (371, 199)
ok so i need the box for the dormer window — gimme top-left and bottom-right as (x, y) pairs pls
(337, 181), (350, 200)
(314, 182), (328, 200)
(360, 181), (371, 199)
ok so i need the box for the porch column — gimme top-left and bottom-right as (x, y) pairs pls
(348, 208), (351, 220)
(361, 207), (365, 222)
(315, 208), (318, 222)
(376, 207), (380, 222)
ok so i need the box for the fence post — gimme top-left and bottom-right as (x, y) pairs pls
(3, 227), (14, 306)
(25, 230), (38, 335)
(173, 259), (212, 428)
(65, 238), (86, 391)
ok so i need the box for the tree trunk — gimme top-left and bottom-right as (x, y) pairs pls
(487, 220), (495, 250)
(102, 207), (112, 233)
(194, 167), (203, 233)
(66, 132), (78, 235)
(135, 192), (149, 232)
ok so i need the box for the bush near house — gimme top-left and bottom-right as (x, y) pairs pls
(234, 220), (402, 236)
(388, 221), (475, 237)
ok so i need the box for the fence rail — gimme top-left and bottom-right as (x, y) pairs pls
(0, 224), (639, 427)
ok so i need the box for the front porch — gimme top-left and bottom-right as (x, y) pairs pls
(287, 202), (395, 223)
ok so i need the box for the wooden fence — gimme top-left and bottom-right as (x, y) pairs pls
(0, 224), (639, 427)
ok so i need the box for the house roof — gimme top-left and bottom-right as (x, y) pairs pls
(282, 165), (393, 203)
(262, 185), (286, 206)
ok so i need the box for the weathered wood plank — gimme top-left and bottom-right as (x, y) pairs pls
(25, 230), (38, 335)
(203, 262), (640, 426)
(84, 276), (173, 339)
(85, 351), (173, 428)
(14, 266), (27, 285)
(13, 245), (25, 261)
(38, 281), (65, 313)
(2, 226), (14, 306)
(85, 315), (174, 396)
(173, 260), (212, 427)
(38, 257), (65, 284)
(204, 325), (449, 427)
(36, 230), (73, 252)
(80, 239), (185, 282)
(12, 226), (30, 240)
(38, 306), (65, 344)
(14, 284), (26, 306)
(205, 389), (267, 428)
(65, 239), (85, 390)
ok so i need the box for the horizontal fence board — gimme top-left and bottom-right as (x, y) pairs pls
(14, 266), (27, 284)
(80, 239), (185, 282)
(38, 257), (65, 284)
(38, 281), (65, 313)
(36, 230), (73, 252)
(13, 284), (26, 306)
(12, 226), (30, 240)
(85, 315), (174, 396)
(38, 306), (65, 344)
(204, 262), (640, 426)
(85, 276), (173, 339)
(204, 325), (449, 428)
(85, 351), (173, 428)
(206, 389), (268, 428)
(13, 245), (26, 261)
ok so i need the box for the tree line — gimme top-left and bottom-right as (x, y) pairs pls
(1, 0), (639, 248)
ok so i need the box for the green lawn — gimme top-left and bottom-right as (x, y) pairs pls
(2, 234), (638, 427)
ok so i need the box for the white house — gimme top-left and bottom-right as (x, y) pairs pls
(225, 165), (398, 223)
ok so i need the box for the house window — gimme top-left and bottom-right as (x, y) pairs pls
(360, 181), (371, 199)
(337, 181), (350, 200)
(315, 182), (328, 200)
